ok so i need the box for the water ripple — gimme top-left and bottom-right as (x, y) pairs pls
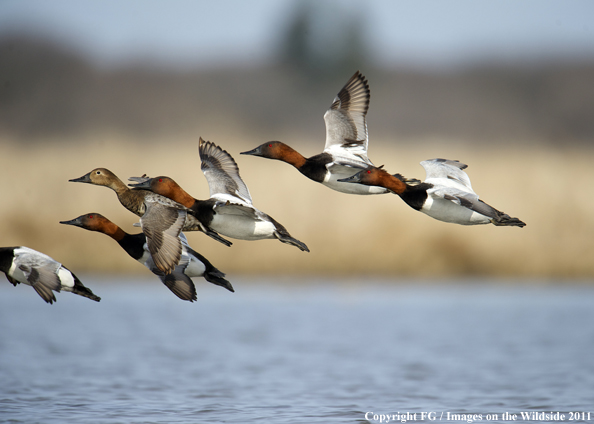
(1, 282), (593, 423)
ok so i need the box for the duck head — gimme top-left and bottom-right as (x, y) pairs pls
(69, 168), (119, 186)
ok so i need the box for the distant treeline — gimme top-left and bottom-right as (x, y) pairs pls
(1, 35), (593, 144)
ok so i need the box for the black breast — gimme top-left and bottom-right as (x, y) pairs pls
(399, 183), (432, 211)
(191, 199), (217, 224)
(118, 234), (147, 261)
(300, 153), (333, 183)
(0, 247), (16, 274)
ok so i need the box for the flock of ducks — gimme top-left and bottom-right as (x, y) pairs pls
(1, 71), (525, 304)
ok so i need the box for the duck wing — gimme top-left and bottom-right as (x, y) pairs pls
(428, 186), (499, 219)
(199, 138), (252, 205)
(157, 267), (197, 302)
(212, 197), (259, 219)
(323, 71), (371, 160)
(14, 248), (61, 303)
(421, 158), (473, 191)
(325, 160), (370, 175)
(140, 194), (187, 274)
(140, 235), (194, 302)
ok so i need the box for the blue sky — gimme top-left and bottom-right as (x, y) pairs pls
(1, 0), (593, 69)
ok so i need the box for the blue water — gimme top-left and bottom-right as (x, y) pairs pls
(0, 279), (593, 423)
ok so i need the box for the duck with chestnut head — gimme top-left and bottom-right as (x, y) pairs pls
(241, 71), (388, 196)
(339, 159), (526, 227)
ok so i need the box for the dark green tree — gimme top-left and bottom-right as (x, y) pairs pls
(278, 1), (368, 83)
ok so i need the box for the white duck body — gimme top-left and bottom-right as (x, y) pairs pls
(176, 233), (207, 277)
(418, 195), (492, 225)
(416, 159), (491, 225)
(7, 247), (75, 289)
(1, 246), (100, 303)
(419, 158), (518, 225)
(199, 138), (309, 251)
(209, 194), (278, 240)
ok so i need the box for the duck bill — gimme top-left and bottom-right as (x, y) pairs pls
(240, 146), (263, 156)
(337, 172), (363, 183)
(68, 172), (92, 183)
(127, 176), (152, 189)
(59, 217), (83, 227)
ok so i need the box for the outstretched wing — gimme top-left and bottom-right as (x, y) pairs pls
(421, 158), (473, 191)
(428, 186), (501, 220)
(212, 199), (259, 218)
(199, 138), (252, 204)
(14, 248), (62, 303)
(158, 271), (197, 302)
(323, 71), (370, 156)
(140, 194), (187, 274)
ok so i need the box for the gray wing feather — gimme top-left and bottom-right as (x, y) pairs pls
(158, 271), (197, 302)
(199, 139), (252, 204)
(434, 189), (500, 220)
(421, 158), (473, 190)
(323, 71), (370, 151)
(15, 250), (62, 303)
(141, 197), (186, 274)
(328, 159), (372, 171)
(152, 233), (197, 301)
(213, 201), (259, 218)
(429, 187), (477, 203)
(451, 194), (501, 220)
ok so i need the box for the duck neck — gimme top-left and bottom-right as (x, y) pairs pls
(168, 185), (196, 208)
(279, 145), (307, 169)
(100, 220), (128, 242)
(376, 171), (408, 195)
(108, 177), (129, 195)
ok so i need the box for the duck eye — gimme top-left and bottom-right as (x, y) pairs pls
(268, 144), (272, 147)
(96, 171), (101, 175)
(158, 178), (163, 183)
(367, 170), (371, 174)
(89, 214), (94, 218)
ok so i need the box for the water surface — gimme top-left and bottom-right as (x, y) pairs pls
(1, 279), (593, 423)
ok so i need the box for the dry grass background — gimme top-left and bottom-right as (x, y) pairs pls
(1, 132), (593, 281)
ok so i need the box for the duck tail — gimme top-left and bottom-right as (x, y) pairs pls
(492, 214), (526, 228)
(60, 268), (101, 302)
(204, 269), (234, 293)
(204, 228), (233, 247)
(185, 245), (234, 293)
(268, 216), (310, 252)
(275, 232), (310, 252)
(71, 278), (101, 302)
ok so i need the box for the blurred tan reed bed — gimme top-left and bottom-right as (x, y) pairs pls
(1, 134), (593, 279)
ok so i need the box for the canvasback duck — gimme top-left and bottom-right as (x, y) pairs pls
(0, 246), (100, 304)
(60, 213), (233, 302)
(136, 193), (188, 274)
(128, 138), (309, 252)
(69, 168), (150, 215)
(69, 167), (231, 247)
(338, 158), (526, 227)
(241, 71), (388, 195)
